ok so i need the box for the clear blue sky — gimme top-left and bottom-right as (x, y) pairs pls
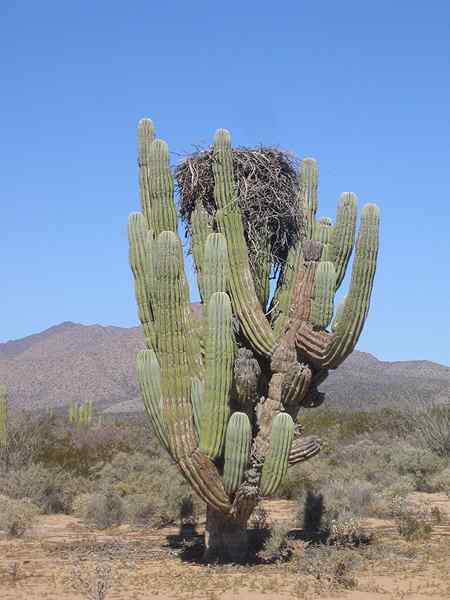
(1, 1), (449, 366)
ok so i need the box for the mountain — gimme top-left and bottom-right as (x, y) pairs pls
(0, 321), (449, 413)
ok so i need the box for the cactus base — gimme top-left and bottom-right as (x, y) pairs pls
(203, 505), (249, 563)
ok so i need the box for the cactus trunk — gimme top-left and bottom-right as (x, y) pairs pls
(204, 505), (249, 562)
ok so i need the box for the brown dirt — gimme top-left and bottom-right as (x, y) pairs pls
(1, 495), (450, 599)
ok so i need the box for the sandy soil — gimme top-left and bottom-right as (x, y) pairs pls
(1, 495), (449, 600)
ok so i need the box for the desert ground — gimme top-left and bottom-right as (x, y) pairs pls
(1, 495), (450, 600)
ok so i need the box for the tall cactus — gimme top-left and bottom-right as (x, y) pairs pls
(128, 120), (380, 561)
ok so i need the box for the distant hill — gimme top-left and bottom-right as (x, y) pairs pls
(1, 320), (449, 413)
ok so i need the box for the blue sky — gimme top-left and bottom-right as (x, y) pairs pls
(1, 1), (449, 366)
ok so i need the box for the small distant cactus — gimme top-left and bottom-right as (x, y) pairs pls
(69, 400), (93, 427)
(128, 120), (380, 561)
(0, 384), (8, 449)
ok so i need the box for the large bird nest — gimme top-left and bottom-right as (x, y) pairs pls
(175, 147), (304, 272)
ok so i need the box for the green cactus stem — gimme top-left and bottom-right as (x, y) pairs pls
(223, 412), (252, 495)
(310, 261), (336, 330)
(296, 203), (380, 368)
(330, 193), (357, 290)
(260, 413), (294, 496)
(203, 233), (229, 307)
(191, 202), (213, 301)
(199, 292), (235, 459)
(213, 130), (275, 357)
(137, 349), (168, 451)
(138, 118), (156, 227)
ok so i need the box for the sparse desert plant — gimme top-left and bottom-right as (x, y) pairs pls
(0, 495), (39, 537)
(428, 468), (450, 493)
(73, 489), (125, 530)
(390, 497), (433, 541)
(299, 543), (359, 591)
(69, 560), (112, 600)
(0, 463), (90, 514)
(128, 118), (380, 560)
(259, 521), (292, 562)
(404, 402), (450, 458)
(326, 512), (370, 547)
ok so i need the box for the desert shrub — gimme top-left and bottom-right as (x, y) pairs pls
(94, 452), (200, 528)
(428, 468), (450, 493)
(397, 509), (432, 541)
(0, 495), (39, 536)
(404, 403), (450, 458)
(298, 544), (359, 591)
(387, 441), (445, 491)
(73, 489), (125, 529)
(4, 464), (90, 513)
(35, 422), (131, 477)
(387, 497), (432, 541)
(326, 512), (370, 547)
(0, 464), (92, 514)
(2, 412), (54, 470)
(259, 521), (292, 562)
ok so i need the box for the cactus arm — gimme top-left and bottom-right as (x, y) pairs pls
(155, 231), (197, 458)
(128, 212), (156, 350)
(313, 217), (333, 261)
(137, 349), (169, 451)
(299, 158), (318, 239)
(138, 118), (156, 228)
(271, 245), (302, 340)
(260, 413), (294, 496)
(310, 261), (336, 330)
(330, 193), (357, 290)
(203, 233), (228, 307)
(252, 238), (272, 310)
(191, 377), (204, 437)
(148, 139), (177, 235)
(191, 202), (213, 301)
(288, 435), (321, 465)
(199, 292), (235, 459)
(223, 412), (252, 495)
(281, 363), (312, 418)
(296, 204), (380, 369)
(213, 129), (275, 358)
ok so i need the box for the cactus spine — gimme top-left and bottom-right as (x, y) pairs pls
(128, 119), (380, 561)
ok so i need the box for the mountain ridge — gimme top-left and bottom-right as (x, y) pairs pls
(1, 321), (449, 413)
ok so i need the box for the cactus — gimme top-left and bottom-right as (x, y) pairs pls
(223, 412), (252, 494)
(128, 120), (380, 561)
(0, 385), (8, 450)
(69, 400), (93, 427)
